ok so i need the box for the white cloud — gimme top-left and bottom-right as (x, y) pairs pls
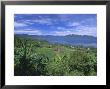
(57, 14), (70, 22)
(14, 20), (35, 28)
(57, 27), (66, 30)
(81, 18), (97, 27)
(15, 29), (42, 35)
(51, 25), (97, 37)
(34, 18), (52, 25)
(53, 30), (72, 36)
(14, 22), (27, 27)
(76, 26), (97, 37)
(24, 20), (34, 25)
(68, 22), (80, 27)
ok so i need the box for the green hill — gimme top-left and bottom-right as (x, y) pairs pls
(14, 36), (97, 76)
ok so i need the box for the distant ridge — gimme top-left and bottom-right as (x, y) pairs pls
(15, 34), (97, 48)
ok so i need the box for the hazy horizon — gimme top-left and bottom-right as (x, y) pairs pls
(15, 33), (97, 37)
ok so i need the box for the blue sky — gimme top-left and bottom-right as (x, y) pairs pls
(14, 14), (97, 37)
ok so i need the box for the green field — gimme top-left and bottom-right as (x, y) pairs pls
(14, 36), (97, 76)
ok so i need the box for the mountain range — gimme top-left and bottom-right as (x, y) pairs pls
(15, 34), (97, 48)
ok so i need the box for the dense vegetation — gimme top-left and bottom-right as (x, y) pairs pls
(14, 36), (97, 76)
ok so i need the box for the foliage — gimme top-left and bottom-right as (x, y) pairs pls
(14, 36), (97, 76)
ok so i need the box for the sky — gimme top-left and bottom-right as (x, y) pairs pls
(14, 14), (97, 37)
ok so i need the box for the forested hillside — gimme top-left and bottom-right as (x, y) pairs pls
(15, 34), (97, 48)
(14, 36), (97, 76)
